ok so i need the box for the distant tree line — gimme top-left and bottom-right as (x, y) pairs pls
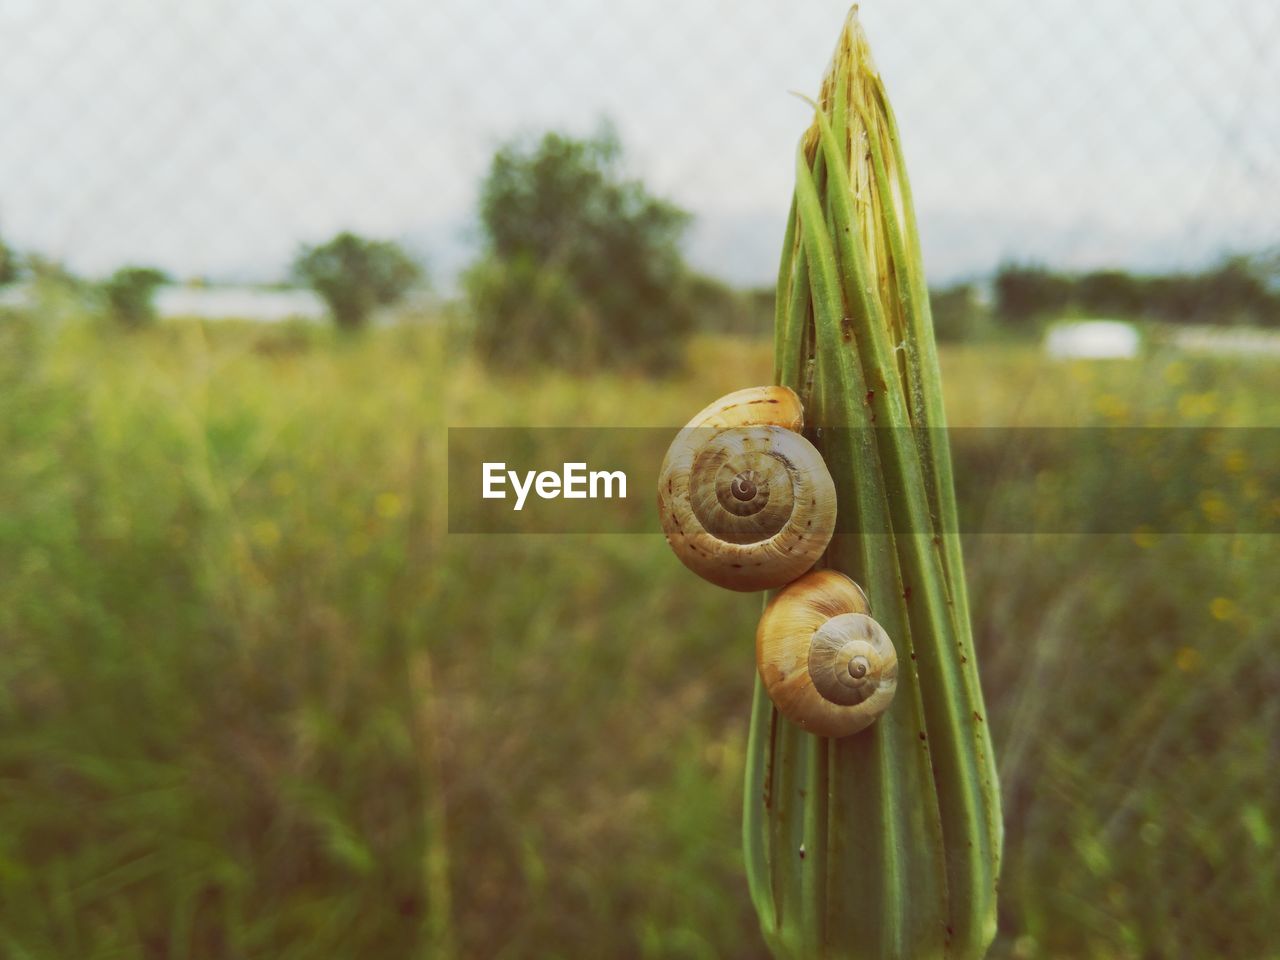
(0, 230), (426, 332)
(4, 129), (1278, 353)
(925, 257), (1280, 342)
(1002, 259), (1277, 327)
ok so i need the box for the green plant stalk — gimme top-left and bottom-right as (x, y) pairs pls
(744, 10), (1002, 958)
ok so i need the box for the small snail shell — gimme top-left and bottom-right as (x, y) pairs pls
(657, 386), (837, 592)
(756, 569), (897, 738)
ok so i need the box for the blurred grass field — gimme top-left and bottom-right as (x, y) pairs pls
(2, 309), (1278, 959)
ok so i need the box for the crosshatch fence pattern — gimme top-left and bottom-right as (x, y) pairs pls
(2, 0), (1278, 287)
(1, 3), (1278, 959)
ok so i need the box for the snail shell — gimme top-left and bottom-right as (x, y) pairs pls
(657, 386), (837, 592)
(756, 569), (898, 738)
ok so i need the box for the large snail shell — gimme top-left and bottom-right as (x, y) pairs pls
(657, 386), (837, 592)
(756, 569), (898, 738)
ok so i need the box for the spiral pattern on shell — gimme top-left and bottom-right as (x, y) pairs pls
(657, 386), (837, 592)
(756, 569), (898, 738)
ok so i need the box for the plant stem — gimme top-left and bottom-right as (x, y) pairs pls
(744, 9), (1002, 958)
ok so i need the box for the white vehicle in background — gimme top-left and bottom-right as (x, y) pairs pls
(1044, 319), (1140, 359)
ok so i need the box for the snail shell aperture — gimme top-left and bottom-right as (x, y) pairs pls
(756, 569), (898, 738)
(657, 386), (837, 592)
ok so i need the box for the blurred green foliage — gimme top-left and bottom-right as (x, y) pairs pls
(101, 265), (169, 329)
(994, 256), (1280, 329)
(1, 309), (1277, 959)
(292, 231), (423, 331)
(467, 127), (695, 372)
(929, 281), (991, 343)
(0, 232), (18, 286)
(685, 277), (775, 338)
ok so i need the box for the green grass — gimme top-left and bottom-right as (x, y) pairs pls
(1, 312), (1277, 958)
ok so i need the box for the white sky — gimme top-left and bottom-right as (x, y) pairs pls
(1, 0), (1277, 286)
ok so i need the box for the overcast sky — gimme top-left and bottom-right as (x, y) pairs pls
(2, 0), (1277, 287)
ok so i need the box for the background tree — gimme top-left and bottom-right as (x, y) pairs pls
(293, 232), (423, 331)
(1194, 256), (1280, 326)
(929, 281), (989, 341)
(994, 262), (1074, 326)
(1077, 269), (1145, 317)
(682, 275), (775, 337)
(102, 266), (168, 329)
(467, 126), (695, 372)
(0, 233), (18, 287)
